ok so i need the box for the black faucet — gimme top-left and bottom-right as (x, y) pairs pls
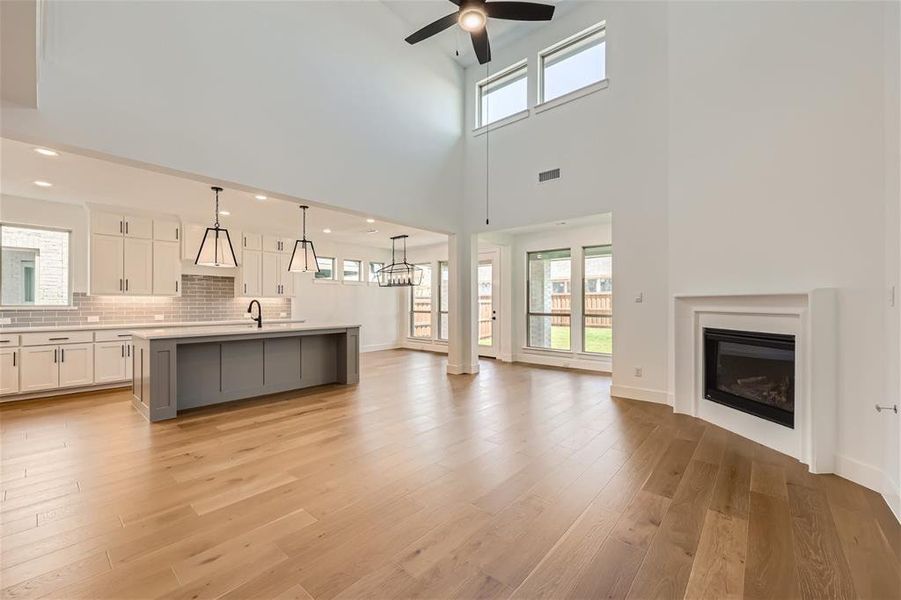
(247, 299), (262, 328)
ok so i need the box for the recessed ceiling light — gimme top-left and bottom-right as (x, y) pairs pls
(322, 228), (332, 234)
(254, 194), (267, 200)
(218, 210), (230, 216)
(33, 180), (53, 187)
(34, 148), (59, 157)
(366, 218), (375, 224)
(367, 229), (379, 234)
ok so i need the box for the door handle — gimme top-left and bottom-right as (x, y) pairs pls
(49, 337), (69, 341)
(61, 349), (65, 363)
(12, 351), (15, 367)
(120, 220), (123, 234)
(120, 278), (123, 291)
(125, 221), (129, 235)
(126, 279), (129, 291)
(53, 348), (57, 363)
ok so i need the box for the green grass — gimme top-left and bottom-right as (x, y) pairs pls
(550, 326), (612, 354)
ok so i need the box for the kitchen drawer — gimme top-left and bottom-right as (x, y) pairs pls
(0, 335), (20, 347)
(95, 329), (135, 342)
(21, 331), (94, 347)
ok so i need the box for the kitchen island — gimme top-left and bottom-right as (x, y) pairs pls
(130, 323), (360, 421)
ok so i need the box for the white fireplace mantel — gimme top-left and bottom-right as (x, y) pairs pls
(669, 290), (838, 473)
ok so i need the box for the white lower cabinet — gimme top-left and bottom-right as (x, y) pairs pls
(20, 346), (60, 393)
(94, 341), (129, 384)
(0, 349), (20, 395)
(19, 344), (95, 393)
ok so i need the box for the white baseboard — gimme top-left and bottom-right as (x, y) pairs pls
(513, 352), (611, 373)
(610, 384), (669, 405)
(401, 340), (449, 354)
(361, 342), (401, 353)
(834, 453), (886, 494)
(884, 474), (901, 523)
(1, 382), (130, 403)
(447, 362), (479, 375)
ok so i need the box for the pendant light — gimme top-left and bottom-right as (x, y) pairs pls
(194, 186), (238, 267)
(377, 235), (423, 287)
(288, 205), (320, 273)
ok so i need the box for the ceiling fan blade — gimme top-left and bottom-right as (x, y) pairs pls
(484, 1), (555, 21)
(471, 28), (491, 64)
(405, 12), (460, 45)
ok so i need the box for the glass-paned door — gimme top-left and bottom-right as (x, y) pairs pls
(478, 254), (499, 357)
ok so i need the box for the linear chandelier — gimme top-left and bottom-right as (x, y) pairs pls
(377, 235), (422, 287)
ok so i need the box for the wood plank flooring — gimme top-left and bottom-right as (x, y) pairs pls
(1, 349), (898, 599)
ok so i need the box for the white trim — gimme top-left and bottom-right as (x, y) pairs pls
(538, 20), (606, 105)
(362, 342), (400, 353)
(535, 79), (609, 114)
(0, 304), (78, 311)
(473, 109), (529, 136)
(341, 280), (363, 286)
(475, 59), (528, 129)
(610, 384), (669, 404)
(403, 338), (448, 354)
(447, 361), (479, 375)
(834, 454), (887, 494)
(514, 350), (611, 373)
(312, 278), (338, 285)
(884, 474), (901, 523)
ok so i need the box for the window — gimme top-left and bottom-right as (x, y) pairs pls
(539, 22), (606, 104)
(1, 224), (71, 306)
(368, 262), (384, 283)
(438, 261), (449, 341)
(342, 259), (361, 282)
(410, 264), (432, 339)
(477, 62), (528, 128)
(314, 256), (335, 280)
(583, 245), (612, 354)
(527, 249), (571, 350)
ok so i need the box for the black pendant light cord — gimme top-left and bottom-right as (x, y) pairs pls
(485, 60), (490, 226)
(213, 188), (221, 229)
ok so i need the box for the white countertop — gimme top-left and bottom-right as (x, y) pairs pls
(132, 322), (360, 340)
(1, 319), (307, 335)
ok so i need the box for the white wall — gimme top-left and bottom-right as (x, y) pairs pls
(291, 240), (402, 353)
(463, 1), (669, 399)
(462, 1), (897, 494)
(1, 1), (464, 233)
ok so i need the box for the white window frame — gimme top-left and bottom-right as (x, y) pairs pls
(0, 222), (74, 309)
(368, 261), (384, 285)
(582, 245), (612, 356)
(438, 260), (449, 341)
(525, 248), (572, 352)
(342, 259), (362, 284)
(537, 21), (607, 107)
(475, 60), (529, 129)
(409, 263), (433, 340)
(314, 256), (336, 282)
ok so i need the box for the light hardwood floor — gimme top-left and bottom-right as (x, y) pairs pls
(1, 349), (898, 600)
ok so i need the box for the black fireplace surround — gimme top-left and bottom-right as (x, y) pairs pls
(703, 327), (796, 428)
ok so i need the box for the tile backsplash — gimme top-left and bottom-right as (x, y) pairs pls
(0, 275), (292, 328)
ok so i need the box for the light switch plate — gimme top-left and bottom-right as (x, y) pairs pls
(0, 318), (10, 325)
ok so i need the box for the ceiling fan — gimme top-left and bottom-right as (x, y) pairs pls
(405, 0), (555, 65)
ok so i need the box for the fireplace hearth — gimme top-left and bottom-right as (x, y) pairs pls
(704, 327), (796, 428)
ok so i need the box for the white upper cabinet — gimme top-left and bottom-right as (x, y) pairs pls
(153, 219), (181, 243)
(262, 235), (280, 254)
(123, 238), (153, 295)
(261, 251), (280, 297)
(91, 234), (125, 294)
(242, 233), (262, 251)
(280, 237), (295, 255)
(240, 249), (262, 297)
(123, 216), (153, 239)
(279, 254), (295, 296)
(153, 241), (181, 296)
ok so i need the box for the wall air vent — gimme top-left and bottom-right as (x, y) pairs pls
(538, 168), (561, 183)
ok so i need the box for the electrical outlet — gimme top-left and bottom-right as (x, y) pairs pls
(154, 314), (164, 321)
(87, 316), (100, 323)
(635, 292), (644, 303)
(634, 367), (643, 378)
(280, 312), (287, 318)
(0, 318), (10, 325)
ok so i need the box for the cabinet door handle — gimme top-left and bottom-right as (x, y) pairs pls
(175, 280), (178, 292)
(117, 334), (131, 337)
(53, 349), (57, 363)
(49, 337), (69, 341)
(125, 221), (129, 235)
(121, 344), (125, 358)
(125, 279), (129, 291)
(120, 278), (123, 291)
(12, 351), (16, 367)
(127, 344), (130, 357)
(120, 220), (123, 234)
(175, 228), (179, 240)
(244, 283), (247, 294)
(61, 349), (65, 363)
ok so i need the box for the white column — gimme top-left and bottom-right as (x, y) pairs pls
(447, 232), (479, 374)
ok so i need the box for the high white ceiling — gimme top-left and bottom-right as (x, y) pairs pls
(382, 0), (576, 67)
(0, 138), (447, 249)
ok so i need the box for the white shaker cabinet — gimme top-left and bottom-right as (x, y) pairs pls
(19, 346), (60, 393)
(58, 343), (95, 388)
(94, 341), (128, 384)
(152, 241), (181, 295)
(0, 349), (20, 395)
(91, 234), (125, 294)
(123, 238), (153, 295)
(240, 249), (262, 297)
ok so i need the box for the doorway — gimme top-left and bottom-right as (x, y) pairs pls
(478, 251), (500, 358)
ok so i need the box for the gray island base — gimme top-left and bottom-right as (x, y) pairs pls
(130, 323), (360, 421)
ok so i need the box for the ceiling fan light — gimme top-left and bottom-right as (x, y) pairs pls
(459, 8), (486, 32)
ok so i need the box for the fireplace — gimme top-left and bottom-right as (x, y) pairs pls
(703, 327), (795, 428)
